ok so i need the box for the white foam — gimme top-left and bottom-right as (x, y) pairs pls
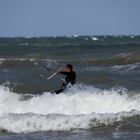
(73, 35), (78, 38)
(0, 84), (140, 133)
(0, 110), (139, 133)
(111, 63), (139, 72)
(0, 85), (140, 115)
(91, 37), (98, 41)
(131, 35), (135, 38)
(0, 58), (29, 62)
(86, 63), (140, 73)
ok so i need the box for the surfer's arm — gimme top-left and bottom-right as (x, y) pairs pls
(60, 71), (69, 76)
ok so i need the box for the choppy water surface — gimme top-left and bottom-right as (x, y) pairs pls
(0, 36), (140, 140)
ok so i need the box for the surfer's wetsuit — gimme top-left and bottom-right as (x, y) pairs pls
(55, 71), (76, 94)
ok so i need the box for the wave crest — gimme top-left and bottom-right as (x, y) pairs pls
(0, 84), (140, 133)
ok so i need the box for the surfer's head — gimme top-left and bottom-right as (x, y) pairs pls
(64, 64), (73, 72)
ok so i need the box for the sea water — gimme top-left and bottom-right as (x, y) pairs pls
(0, 36), (140, 139)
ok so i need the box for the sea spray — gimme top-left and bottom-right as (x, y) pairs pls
(0, 84), (140, 133)
(0, 84), (139, 115)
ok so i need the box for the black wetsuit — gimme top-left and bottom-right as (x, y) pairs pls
(55, 71), (76, 94)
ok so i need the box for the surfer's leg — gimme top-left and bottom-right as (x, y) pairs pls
(54, 88), (65, 94)
(54, 83), (67, 94)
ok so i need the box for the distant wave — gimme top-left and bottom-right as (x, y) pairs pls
(0, 52), (140, 67)
(85, 63), (140, 74)
(81, 53), (140, 65)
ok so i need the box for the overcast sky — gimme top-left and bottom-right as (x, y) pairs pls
(0, 0), (140, 37)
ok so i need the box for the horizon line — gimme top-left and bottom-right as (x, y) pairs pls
(0, 34), (139, 38)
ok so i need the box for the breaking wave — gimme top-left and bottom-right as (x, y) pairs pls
(0, 84), (140, 133)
